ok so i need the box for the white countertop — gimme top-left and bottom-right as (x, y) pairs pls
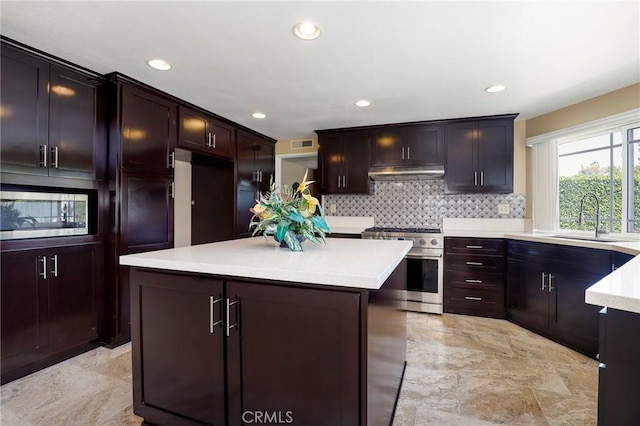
(586, 255), (640, 315)
(120, 237), (411, 290)
(325, 216), (374, 235)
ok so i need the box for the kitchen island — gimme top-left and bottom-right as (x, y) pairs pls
(120, 237), (411, 426)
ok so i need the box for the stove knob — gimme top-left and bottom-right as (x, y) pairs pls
(430, 239), (438, 246)
(419, 239), (426, 245)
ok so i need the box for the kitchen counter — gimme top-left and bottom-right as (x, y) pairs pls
(122, 236), (409, 426)
(324, 215), (374, 235)
(120, 236), (411, 290)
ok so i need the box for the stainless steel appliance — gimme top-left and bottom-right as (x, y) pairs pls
(361, 227), (443, 314)
(0, 191), (89, 240)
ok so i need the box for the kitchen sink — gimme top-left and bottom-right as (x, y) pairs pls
(549, 235), (629, 243)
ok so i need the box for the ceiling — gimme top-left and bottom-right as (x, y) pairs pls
(1, 1), (638, 141)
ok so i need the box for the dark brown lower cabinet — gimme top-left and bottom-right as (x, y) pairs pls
(506, 240), (611, 357)
(597, 307), (640, 425)
(130, 261), (406, 426)
(1, 242), (101, 383)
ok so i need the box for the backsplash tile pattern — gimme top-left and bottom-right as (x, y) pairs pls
(323, 180), (526, 228)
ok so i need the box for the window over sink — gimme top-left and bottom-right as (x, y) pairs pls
(528, 110), (639, 234)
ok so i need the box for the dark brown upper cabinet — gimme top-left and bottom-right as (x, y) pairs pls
(236, 129), (275, 192)
(371, 124), (443, 166)
(317, 130), (370, 194)
(178, 106), (235, 160)
(0, 44), (102, 181)
(120, 84), (177, 175)
(444, 115), (516, 194)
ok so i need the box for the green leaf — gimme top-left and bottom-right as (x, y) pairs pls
(283, 231), (303, 251)
(276, 221), (290, 242)
(301, 229), (319, 244)
(311, 216), (331, 233)
(288, 209), (304, 223)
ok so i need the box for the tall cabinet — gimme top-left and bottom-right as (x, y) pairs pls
(236, 129), (275, 238)
(0, 39), (104, 384)
(105, 75), (176, 346)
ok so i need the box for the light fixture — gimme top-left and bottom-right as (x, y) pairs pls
(252, 112), (266, 119)
(146, 59), (172, 71)
(354, 100), (371, 107)
(292, 21), (322, 40)
(485, 84), (507, 93)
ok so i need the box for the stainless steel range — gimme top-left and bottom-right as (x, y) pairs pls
(361, 227), (443, 314)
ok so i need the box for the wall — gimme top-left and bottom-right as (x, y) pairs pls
(174, 159), (192, 247)
(323, 180), (526, 228)
(280, 160), (308, 187)
(525, 83), (640, 138)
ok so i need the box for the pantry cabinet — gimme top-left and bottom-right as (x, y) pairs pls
(1, 243), (101, 384)
(317, 130), (371, 194)
(506, 240), (611, 357)
(0, 43), (103, 182)
(444, 115), (516, 194)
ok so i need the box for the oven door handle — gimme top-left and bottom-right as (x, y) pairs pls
(405, 253), (443, 260)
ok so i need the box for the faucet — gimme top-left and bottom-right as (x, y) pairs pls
(578, 192), (605, 238)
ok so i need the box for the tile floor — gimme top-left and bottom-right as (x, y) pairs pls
(1, 313), (598, 425)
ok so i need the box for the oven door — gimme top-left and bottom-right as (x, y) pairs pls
(405, 252), (443, 305)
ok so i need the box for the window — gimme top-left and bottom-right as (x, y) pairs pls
(558, 131), (623, 232)
(528, 110), (640, 234)
(628, 127), (640, 232)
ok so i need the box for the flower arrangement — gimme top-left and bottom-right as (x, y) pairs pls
(249, 170), (331, 251)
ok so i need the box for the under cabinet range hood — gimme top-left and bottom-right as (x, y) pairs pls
(368, 164), (445, 181)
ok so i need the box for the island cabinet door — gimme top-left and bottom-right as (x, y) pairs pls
(130, 270), (226, 426)
(225, 281), (361, 426)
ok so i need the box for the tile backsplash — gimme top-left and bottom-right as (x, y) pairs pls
(323, 180), (525, 228)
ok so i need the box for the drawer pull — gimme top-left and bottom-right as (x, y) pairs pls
(465, 245), (483, 249)
(465, 279), (483, 284)
(464, 296), (482, 301)
(465, 261), (483, 266)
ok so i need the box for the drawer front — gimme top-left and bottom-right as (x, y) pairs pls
(445, 237), (505, 255)
(445, 270), (504, 291)
(447, 287), (503, 308)
(507, 240), (611, 275)
(445, 254), (504, 273)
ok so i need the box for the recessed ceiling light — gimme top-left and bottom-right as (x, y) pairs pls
(252, 112), (266, 119)
(354, 100), (371, 107)
(292, 21), (322, 40)
(485, 84), (507, 93)
(146, 59), (172, 71)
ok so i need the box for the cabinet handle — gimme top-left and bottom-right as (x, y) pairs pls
(541, 272), (547, 290)
(465, 296), (482, 301)
(465, 261), (483, 266)
(259, 171), (263, 183)
(169, 151), (175, 168)
(402, 147), (405, 160)
(474, 171), (478, 185)
(50, 146), (59, 169)
(599, 362), (606, 369)
(226, 298), (239, 336)
(465, 245), (483, 249)
(169, 182), (175, 199)
(50, 254), (58, 278)
(480, 171), (484, 186)
(212, 133), (216, 149)
(407, 146), (411, 160)
(337, 175), (341, 188)
(343, 175), (346, 188)
(39, 256), (47, 279)
(611, 264), (617, 272)
(465, 279), (483, 284)
(548, 274), (555, 292)
(210, 295), (223, 334)
(207, 133), (213, 148)
(40, 145), (48, 168)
